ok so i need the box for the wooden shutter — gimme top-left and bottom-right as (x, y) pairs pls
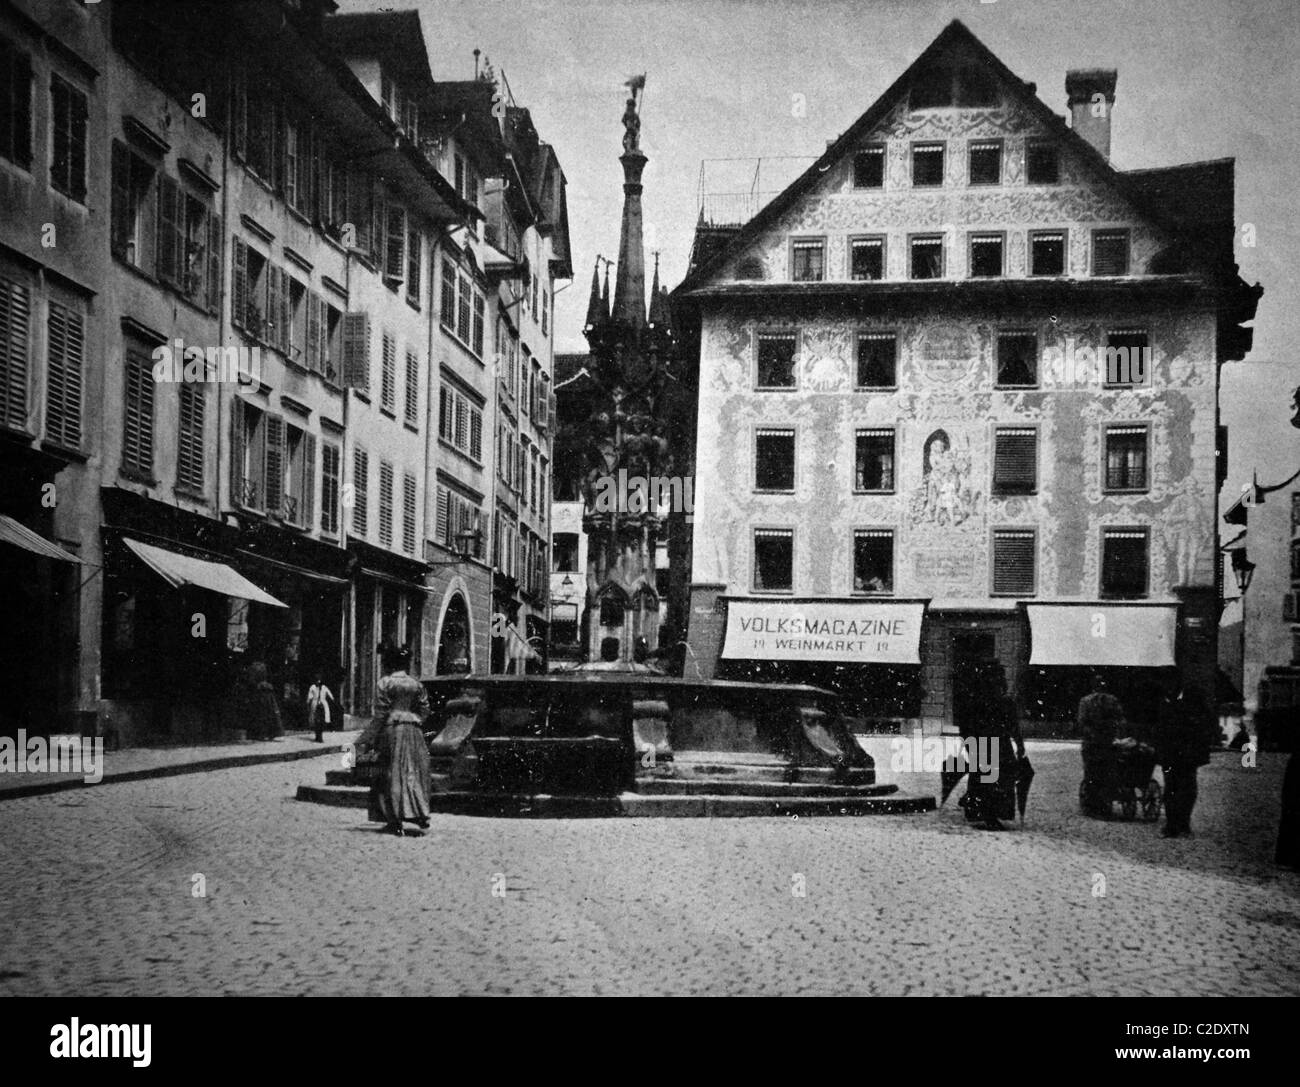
(352, 446), (369, 536)
(402, 471), (417, 555)
(230, 398), (246, 505)
(302, 432), (316, 528)
(275, 267), (291, 353)
(45, 302), (82, 449)
(122, 350), (153, 475)
(341, 312), (370, 391)
(111, 142), (131, 259)
(206, 212), (222, 313)
(177, 382), (204, 491)
(0, 275), (31, 431)
(381, 332), (396, 410)
(157, 176), (183, 286)
(264, 415), (284, 514)
(384, 204), (405, 281)
(469, 406), (482, 461)
(232, 236), (248, 331)
(404, 348), (419, 425)
(454, 394), (467, 451)
(306, 291), (322, 374)
(435, 485), (448, 544)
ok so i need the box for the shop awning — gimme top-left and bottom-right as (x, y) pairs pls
(123, 537), (287, 607)
(721, 600), (925, 665)
(0, 514), (82, 563)
(1026, 603), (1177, 667)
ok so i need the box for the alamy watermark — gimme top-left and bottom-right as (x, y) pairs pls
(1040, 339), (1151, 389)
(151, 339), (263, 386)
(0, 730), (104, 783)
(590, 469), (695, 523)
(890, 729), (1000, 783)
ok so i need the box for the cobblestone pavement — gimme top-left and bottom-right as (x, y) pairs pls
(0, 743), (1297, 996)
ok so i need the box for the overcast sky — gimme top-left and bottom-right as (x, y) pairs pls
(341, 0), (1298, 520)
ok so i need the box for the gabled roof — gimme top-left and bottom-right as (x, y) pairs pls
(321, 10), (432, 88)
(678, 19), (1235, 295)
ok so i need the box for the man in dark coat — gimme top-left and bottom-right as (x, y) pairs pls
(1156, 679), (1214, 838)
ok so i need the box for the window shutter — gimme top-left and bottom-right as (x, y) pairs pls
(206, 212), (222, 313)
(157, 176), (183, 286)
(435, 485), (448, 545)
(232, 72), (247, 159)
(341, 312), (370, 391)
(69, 85), (87, 202)
(232, 236), (248, 331)
(0, 276), (31, 431)
(352, 446), (368, 536)
(402, 472), (417, 555)
(264, 415), (284, 514)
(438, 384), (451, 441)
(404, 349), (419, 425)
(381, 332), (396, 410)
(230, 399), (245, 504)
(276, 267), (291, 353)
(177, 382), (204, 491)
(45, 302), (82, 449)
(111, 142), (131, 259)
(994, 429), (1037, 493)
(122, 352), (153, 474)
(302, 432), (316, 527)
(470, 406), (482, 461)
(992, 530), (1035, 595)
(306, 291), (322, 374)
(384, 204), (405, 281)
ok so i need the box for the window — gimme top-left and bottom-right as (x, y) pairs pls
(279, 423), (315, 525)
(377, 460), (394, 549)
(231, 400), (264, 509)
(439, 383), (483, 462)
(855, 428), (895, 492)
(402, 471), (417, 555)
(351, 446), (368, 537)
(283, 116), (301, 210)
(0, 273), (32, 431)
(756, 333), (797, 389)
(791, 238), (825, 282)
(1026, 141), (1060, 184)
(856, 332), (896, 389)
(542, 285), (550, 335)
(404, 348), (419, 427)
(321, 442), (341, 535)
(1092, 229), (1130, 277)
(554, 532), (579, 572)
(853, 146), (884, 188)
(753, 529), (794, 592)
(912, 143), (945, 187)
(993, 427), (1037, 495)
(323, 301), (343, 385)
(453, 152), (478, 207)
(440, 260), (486, 357)
(232, 237), (268, 339)
(1030, 231), (1066, 276)
(910, 235), (944, 279)
(996, 332), (1038, 387)
(969, 234), (1003, 278)
(156, 176), (184, 289)
(287, 277), (308, 364)
(1101, 527), (1149, 598)
(384, 204), (406, 283)
(1104, 330), (1150, 387)
(754, 428), (795, 492)
(992, 529), (1036, 596)
(968, 141), (1001, 185)
(50, 74), (88, 202)
(0, 39), (33, 169)
(406, 226), (421, 304)
(110, 142), (156, 270)
(1104, 425), (1149, 491)
(45, 300), (83, 449)
(380, 332), (396, 413)
(853, 530), (894, 593)
(122, 349), (154, 478)
(177, 382), (204, 492)
(850, 237), (884, 281)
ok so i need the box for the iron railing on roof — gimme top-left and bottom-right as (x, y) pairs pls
(696, 156), (816, 227)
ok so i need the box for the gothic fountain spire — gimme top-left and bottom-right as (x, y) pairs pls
(611, 76), (647, 329)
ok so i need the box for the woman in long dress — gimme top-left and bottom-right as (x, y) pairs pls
(368, 646), (432, 836)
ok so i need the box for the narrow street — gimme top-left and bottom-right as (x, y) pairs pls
(1, 744), (1296, 997)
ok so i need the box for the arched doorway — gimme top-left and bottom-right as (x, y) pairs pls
(437, 594), (472, 674)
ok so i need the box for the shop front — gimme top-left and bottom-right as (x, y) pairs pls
(714, 598), (928, 723)
(347, 539), (428, 715)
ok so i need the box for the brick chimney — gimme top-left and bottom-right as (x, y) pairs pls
(1066, 69), (1117, 161)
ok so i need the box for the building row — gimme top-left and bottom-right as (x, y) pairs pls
(0, 0), (569, 744)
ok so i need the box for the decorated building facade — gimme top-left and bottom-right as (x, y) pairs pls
(678, 21), (1261, 730)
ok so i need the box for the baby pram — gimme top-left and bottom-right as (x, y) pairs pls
(1079, 739), (1162, 821)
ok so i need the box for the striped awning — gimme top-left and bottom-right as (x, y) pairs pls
(123, 537), (286, 607)
(0, 514), (81, 563)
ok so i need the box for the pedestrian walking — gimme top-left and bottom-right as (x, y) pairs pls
(1156, 678), (1214, 838)
(306, 672), (337, 743)
(1077, 671), (1126, 817)
(368, 645), (432, 837)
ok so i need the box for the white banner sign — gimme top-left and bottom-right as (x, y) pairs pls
(721, 601), (925, 664)
(1026, 604), (1178, 667)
